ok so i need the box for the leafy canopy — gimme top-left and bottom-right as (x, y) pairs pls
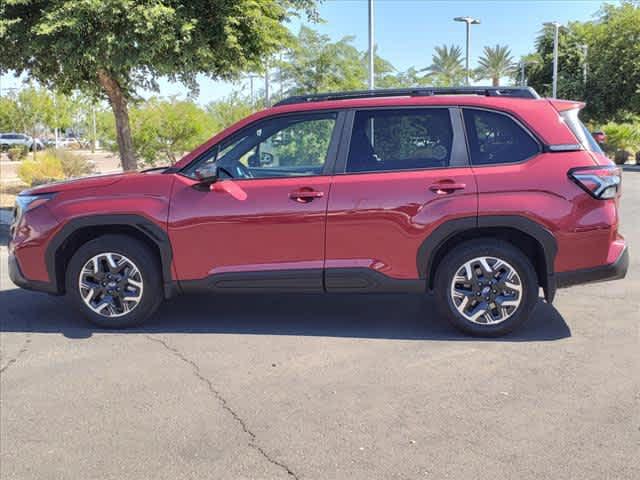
(0, 0), (316, 99)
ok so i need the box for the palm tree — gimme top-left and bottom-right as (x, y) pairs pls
(475, 45), (517, 86)
(424, 45), (465, 86)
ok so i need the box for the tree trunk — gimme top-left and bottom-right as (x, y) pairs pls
(97, 69), (137, 171)
(492, 76), (499, 87)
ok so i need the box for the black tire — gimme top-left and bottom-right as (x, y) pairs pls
(434, 239), (538, 337)
(65, 234), (163, 328)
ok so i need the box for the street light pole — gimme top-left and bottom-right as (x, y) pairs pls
(368, 0), (375, 90)
(544, 21), (561, 98)
(454, 16), (480, 86)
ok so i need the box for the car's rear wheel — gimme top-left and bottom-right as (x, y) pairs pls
(66, 234), (162, 328)
(434, 239), (538, 337)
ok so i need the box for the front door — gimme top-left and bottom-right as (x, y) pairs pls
(324, 107), (478, 290)
(169, 111), (341, 292)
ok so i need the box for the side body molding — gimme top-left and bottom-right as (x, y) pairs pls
(417, 215), (558, 302)
(45, 214), (174, 297)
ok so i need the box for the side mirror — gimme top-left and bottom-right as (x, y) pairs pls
(193, 164), (219, 190)
(260, 152), (274, 165)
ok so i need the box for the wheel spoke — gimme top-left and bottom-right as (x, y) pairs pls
(450, 255), (523, 326)
(79, 252), (144, 318)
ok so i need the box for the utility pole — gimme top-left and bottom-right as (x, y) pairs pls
(368, 0), (375, 90)
(544, 21), (561, 98)
(264, 66), (270, 107)
(454, 16), (480, 86)
(53, 92), (59, 149)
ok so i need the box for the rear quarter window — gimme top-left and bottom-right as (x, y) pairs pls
(463, 109), (540, 165)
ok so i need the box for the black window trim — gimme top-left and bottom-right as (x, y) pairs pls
(333, 106), (470, 176)
(178, 109), (346, 181)
(460, 106), (543, 168)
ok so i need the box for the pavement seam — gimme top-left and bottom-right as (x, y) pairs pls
(144, 334), (300, 480)
(0, 307), (32, 375)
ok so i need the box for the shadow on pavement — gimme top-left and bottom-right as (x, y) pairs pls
(0, 287), (571, 342)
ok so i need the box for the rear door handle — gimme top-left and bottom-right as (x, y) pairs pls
(429, 182), (466, 194)
(289, 189), (324, 203)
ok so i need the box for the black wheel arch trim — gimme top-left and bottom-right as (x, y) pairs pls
(417, 215), (558, 302)
(44, 214), (175, 298)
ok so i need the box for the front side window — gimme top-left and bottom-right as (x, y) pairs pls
(185, 113), (337, 179)
(463, 109), (540, 165)
(346, 108), (453, 173)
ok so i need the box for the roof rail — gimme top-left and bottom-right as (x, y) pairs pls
(274, 86), (540, 106)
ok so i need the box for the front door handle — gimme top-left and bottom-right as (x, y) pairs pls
(289, 189), (324, 203)
(429, 182), (466, 194)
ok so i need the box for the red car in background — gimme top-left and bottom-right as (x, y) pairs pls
(8, 87), (628, 336)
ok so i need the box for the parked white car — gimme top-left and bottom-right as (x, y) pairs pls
(0, 133), (44, 151)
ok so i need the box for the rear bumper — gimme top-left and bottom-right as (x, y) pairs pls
(8, 253), (59, 294)
(556, 245), (629, 288)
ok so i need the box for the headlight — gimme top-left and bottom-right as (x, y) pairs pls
(13, 193), (56, 226)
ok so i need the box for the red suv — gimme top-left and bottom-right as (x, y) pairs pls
(8, 87), (628, 336)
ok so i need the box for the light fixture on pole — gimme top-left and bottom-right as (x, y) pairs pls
(543, 21), (562, 98)
(454, 16), (480, 86)
(368, 0), (375, 90)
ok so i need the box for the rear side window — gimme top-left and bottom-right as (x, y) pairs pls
(346, 108), (453, 173)
(560, 108), (603, 153)
(463, 109), (540, 165)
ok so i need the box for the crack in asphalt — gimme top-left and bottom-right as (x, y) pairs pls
(0, 307), (32, 375)
(144, 334), (300, 480)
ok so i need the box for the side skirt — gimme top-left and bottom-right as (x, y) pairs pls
(178, 268), (425, 294)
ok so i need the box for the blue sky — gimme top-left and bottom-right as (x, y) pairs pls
(0, 0), (614, 104)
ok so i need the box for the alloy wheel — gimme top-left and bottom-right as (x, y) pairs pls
(78, 252), (144, 317)
(450, 256), (523, 325)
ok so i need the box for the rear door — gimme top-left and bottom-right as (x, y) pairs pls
(324, 107), (478, 290)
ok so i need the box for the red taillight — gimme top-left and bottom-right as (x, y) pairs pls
(568, 165), (621, 199)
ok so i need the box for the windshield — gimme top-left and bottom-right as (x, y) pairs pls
(560, 108), (603, 153)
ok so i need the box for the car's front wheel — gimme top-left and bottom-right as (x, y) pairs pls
(434, 239), (538, 337)
(66, 234), (163, 328)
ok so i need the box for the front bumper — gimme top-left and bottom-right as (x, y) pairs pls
(556, 245), (629, 288)
(8, 253), (59, 294)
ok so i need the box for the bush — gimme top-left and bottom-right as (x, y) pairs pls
(7, 146), (28, 162)
(54, 149), (95, 178)
(601, 121), (640, 164)
(17, 149), (95, 185)
(17, 152), (65, 186)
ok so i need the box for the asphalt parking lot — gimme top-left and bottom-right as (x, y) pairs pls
(1, 173), (638, 480)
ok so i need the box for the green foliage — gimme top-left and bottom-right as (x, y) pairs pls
(475, 45), (517, 86)
(55, 149), (95, 178)
(206, 93), (258, 133)
(16, 148), (94, 184)
(7, 146), (27, 161)
(0, 0), (319, 170)
(101, 98), (216, 166)
(268, 118), (334, 166)
(279, 27), (367, 95)
(0, 96), (19, 132)
(525, 2), (640, 122)
(601, 121), (640, 152)
(17, 150), (65, 185)
(424, 45), (465, 86)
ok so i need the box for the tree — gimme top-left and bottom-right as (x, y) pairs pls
(206, 93), (258, 133)
(0, 96), (19, 132)
(475, 45), (517, 86)
(424, 45), (465, 86)
(278, 27), (367, 95)
(0, 0), (318, 170)
(524, 2), (640, 122)
(14, 86), (54, 160)
(100, 98), (215, 166)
